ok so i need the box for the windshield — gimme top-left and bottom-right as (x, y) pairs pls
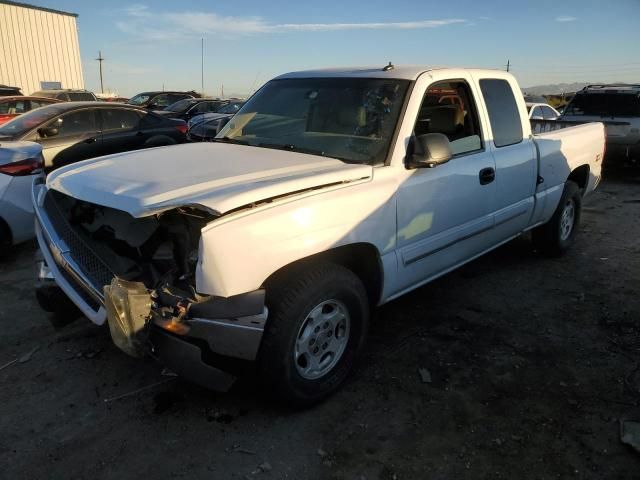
(128, 94), (151, 105)
(165, 99), (196, 112)
(217, 77), (410, 165)
(218, 102), (243, 114)
(564, 92), (640, 117)
(0, 104), (67, 137)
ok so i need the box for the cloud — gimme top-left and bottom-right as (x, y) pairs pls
(116, 5), (466, 40)
(555, 15), (577, 22)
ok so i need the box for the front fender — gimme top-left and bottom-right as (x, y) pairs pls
(195, 175), (398, 297)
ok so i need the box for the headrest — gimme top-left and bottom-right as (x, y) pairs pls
(428, 106), (463, 134)
(338, 106), (366, 127)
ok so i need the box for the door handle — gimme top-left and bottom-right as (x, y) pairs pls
(135, 131), (144, 137)
(479, 167), (495, 185)
(84, 137), (97, 144)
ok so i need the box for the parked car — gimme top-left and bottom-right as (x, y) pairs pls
(187, 102), (245, 141)
(526, 102), (560, 120)
(31, 89), (97, 102)
(0, 102), (187, 170)
(127, 91), (199, 109)
(0, 85), (23, 97)
(33, 66), (604, 406)
(560, 84), (640, 163)
(0, 96), (62, 125)
(154, 98), (228, 122)
(0, 141), (44, 251)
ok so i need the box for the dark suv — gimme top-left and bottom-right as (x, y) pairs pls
(127, 91), (200, 109)
(0, 85), (23, 97)
(31, 89), (98, 101)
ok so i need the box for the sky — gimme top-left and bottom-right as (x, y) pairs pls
(29, 0), (640, 97)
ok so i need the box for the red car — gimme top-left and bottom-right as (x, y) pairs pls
(0, 96), (62, 125)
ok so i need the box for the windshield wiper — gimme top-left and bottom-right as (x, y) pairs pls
(210, 136), (249, 145)
(257, 142), (325, 157)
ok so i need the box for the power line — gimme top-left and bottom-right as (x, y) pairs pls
(96, 51), (104, 94)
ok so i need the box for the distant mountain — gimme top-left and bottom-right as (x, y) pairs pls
(522, 82), (593, 95)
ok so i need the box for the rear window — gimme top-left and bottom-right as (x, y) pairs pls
(564, 92), (640, 117)
(479, 79), (523, 147)
(68, 92), (96, 101)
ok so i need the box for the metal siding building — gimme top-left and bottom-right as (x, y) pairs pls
(0, 1), (83, 95)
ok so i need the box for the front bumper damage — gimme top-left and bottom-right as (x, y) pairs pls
(32, 180), (268, 391)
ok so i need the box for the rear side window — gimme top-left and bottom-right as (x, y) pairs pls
(542, 106), (558, 120)
(101, 109), (142, 131)
(479, 79), (523, 147)
(564, 92), (640, 117)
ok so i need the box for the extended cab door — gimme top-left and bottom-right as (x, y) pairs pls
(394, 74), (497, 291)
(474, 76), (537, 238)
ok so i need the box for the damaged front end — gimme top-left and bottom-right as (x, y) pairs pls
(36, 188), (267, 391)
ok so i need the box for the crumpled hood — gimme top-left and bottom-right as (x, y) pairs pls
(47, 142), (372, 217)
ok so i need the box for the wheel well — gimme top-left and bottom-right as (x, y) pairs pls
(264, 243), (384, 306)
(567, 165), (589, 193)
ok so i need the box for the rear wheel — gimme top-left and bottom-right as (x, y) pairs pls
(258, 263), (369, 407)
(532, 181), (582, 256)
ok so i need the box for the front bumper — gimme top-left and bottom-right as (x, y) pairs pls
(32, 182), (267, 390)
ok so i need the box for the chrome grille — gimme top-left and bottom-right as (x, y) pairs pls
(43, 191), (115, 293)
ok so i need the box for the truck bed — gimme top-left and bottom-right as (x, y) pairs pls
(534, 122), (605, 196)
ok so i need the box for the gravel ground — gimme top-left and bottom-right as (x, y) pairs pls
(1, 172), (639, 480)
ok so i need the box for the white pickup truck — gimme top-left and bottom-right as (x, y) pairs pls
(33, 66), (605, 406)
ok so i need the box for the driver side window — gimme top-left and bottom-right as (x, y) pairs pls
(42, 110), (96, 138)
(413, 80), (483, 156)
(152, 94), (169, 108)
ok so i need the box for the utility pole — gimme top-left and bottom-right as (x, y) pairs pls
(96, 51), (105, 94)
(505, 59), (510, 72)
(201, 38), (204, 96)
(221, 83), (224, 98)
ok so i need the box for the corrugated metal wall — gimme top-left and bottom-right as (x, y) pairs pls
(0, 2), (84, 95)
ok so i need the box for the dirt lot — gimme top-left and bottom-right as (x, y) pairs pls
(1, 172), (639, 480)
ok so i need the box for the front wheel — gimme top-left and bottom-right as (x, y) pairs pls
(258, 263), (369, 407)
(532, 180), (582, 256)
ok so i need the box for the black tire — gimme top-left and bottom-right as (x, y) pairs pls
(258, 263), (369, 407)
(35, 284), (81, 328)
(0, 219), (12, 259)
(532, 180), (582, 256)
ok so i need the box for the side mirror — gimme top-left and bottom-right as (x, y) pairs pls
(38, 126), (59, 138)
(407, 133), (452, 169)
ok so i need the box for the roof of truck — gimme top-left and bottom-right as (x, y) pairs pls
(276, 65), (511, 81)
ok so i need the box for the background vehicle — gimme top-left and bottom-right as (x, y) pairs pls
(33, 66), (604, 406)
(526, 102), (560, 120)
(0, 141), (44, 250)
(127, 91), (199, 109)
(560, 84), (640, 163)
(0, 84), (23, 97)
(0, 96), (62, 125)
(0, 102), (187, 170)
(187, 101), (245, 141)
(154, 98), (228, 121)
(31, 89), (97, 101)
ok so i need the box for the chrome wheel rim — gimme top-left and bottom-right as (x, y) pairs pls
(294, 299), (350, 380)
(559, 198), (575, 241)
